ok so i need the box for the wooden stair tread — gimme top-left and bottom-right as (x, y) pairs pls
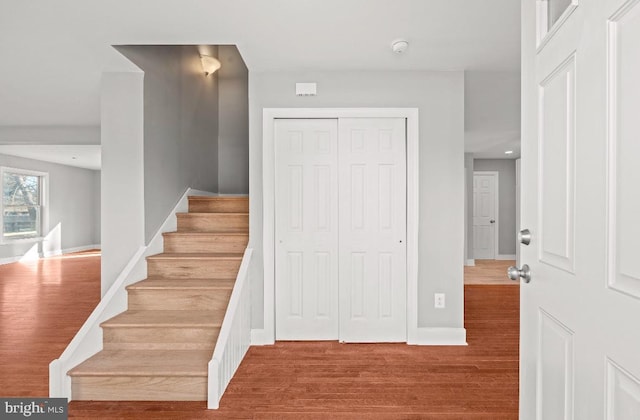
(101, 310), (224, 328)
(127, 278), (235, 290)
(177, 212), (249, 216)
(162, 231), (248, 237)
(68, 350), (211, 377)
(147, 252), (243, 260)
(188, 196), (248, 200)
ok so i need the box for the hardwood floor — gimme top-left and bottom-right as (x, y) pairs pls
(0, 252), (519, 419)
(0, 250), (101, 397)
(465, 260), (518, 285)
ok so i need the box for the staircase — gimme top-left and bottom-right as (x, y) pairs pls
(68, 196), (249, 401)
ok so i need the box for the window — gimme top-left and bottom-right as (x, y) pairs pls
(1, 167), (48, 242)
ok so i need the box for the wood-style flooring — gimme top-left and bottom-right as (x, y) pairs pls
(0, 252), (519, 419)
(465, 259), (518, 285)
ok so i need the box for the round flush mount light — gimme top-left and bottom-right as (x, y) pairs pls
(391, 39), (409, 54)
(505, 150), (514, 155)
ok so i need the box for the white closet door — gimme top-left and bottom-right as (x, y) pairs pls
(275, 119), (339, 340)
(338, 118), (407, 342)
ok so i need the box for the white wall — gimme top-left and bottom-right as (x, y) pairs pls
(473, 158), (517, 256)
(101, 71), (145, 296)
(249, 70), (465, 331)
(464, 71), (521, 157)
(0, 125), (100, 145)
(218, 46), (249, 194)
(0, 153), (100, 262)
(116, 45), (220, 242)
(464, 153), (474, 261)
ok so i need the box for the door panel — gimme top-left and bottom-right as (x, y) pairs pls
(338, 118), (406, 342)
(473, 173), (497, 259)
(608, 0), (640, 298)
(538, 54), (575, 273)
(275, 119), (339, 340)
(521, 0), (640, 419)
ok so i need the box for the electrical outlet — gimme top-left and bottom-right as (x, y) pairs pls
(434, 293), (445, 309)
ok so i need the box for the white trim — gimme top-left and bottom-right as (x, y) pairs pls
(0, 256), (21, 265)
(473, 171), (500, 260)
(0, 166), (49, 245)
(497, 254), (517, 261)
(0, 244), (101, 265)
(42, 244), (101, 258)
(208, 248), (253, 409)
(409, 328), (467, 346)
(250, 329), (273, 346)
(49, 187), (201, 400)
(263, 108), (419, 345)
(465, 259), (476, 267)
(536, 0), (579, 53)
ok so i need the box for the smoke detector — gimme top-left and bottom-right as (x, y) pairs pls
(391, 39), (409, 54)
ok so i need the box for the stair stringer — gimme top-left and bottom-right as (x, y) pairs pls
(49, 187), (202, 400)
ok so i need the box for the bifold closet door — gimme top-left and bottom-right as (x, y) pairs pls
(274, 119), (339, 340)
(338, 118), (407, 342)
(274, 117), (407, 342)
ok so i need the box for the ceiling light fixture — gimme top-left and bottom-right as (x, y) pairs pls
(392, 39), (409, 54)
(200, 55), (221, 76)
(505, 150), (514, 155)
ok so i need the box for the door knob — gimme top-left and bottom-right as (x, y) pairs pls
(519, 229), (531, 245)
(508, 264), (531, 283)
(490, 219), (496, 224)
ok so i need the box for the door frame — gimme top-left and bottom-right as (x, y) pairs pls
(259, 108), (419, 344)
(472, 170), (500, 260)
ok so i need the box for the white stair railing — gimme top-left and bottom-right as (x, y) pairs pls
(207, 247), (253, 409)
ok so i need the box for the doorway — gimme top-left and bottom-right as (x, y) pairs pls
(274, 117), (407, 342)
(472, 171), (499, 260)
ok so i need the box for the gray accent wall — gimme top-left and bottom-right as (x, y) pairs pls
(249, 70), (465, 331)
(116, 45), (220, 243)
(218, 46), (249, 194)
(0, 153), (100, 260)
(473, 158), (517, 256)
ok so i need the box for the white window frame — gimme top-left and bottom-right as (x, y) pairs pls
(0, 166), (49, 244)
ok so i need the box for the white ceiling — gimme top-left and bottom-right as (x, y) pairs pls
(0, 145), (101, 170)
(0, 0), (521, 127)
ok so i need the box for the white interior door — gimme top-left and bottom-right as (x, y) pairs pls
(275, 119), (339, 340)
(338, 118), (407, 342)
(520, 0), (640, 419)
(473, 172), (498, 260)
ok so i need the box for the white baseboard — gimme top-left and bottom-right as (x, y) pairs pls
(251, 329), (275, 345)
(0, 256), (21, 265)
(465, 259), (475, 266)
(409, 327), (467, 346)
(0, 244), (102, 265)
(496, 254), (516, 260)
(43, 244), (101, 258)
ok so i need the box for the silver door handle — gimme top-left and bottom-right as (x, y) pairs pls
(508, 264), (531, 283)
(519, 229), (531, 245)
(490, 220), (496, 224)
